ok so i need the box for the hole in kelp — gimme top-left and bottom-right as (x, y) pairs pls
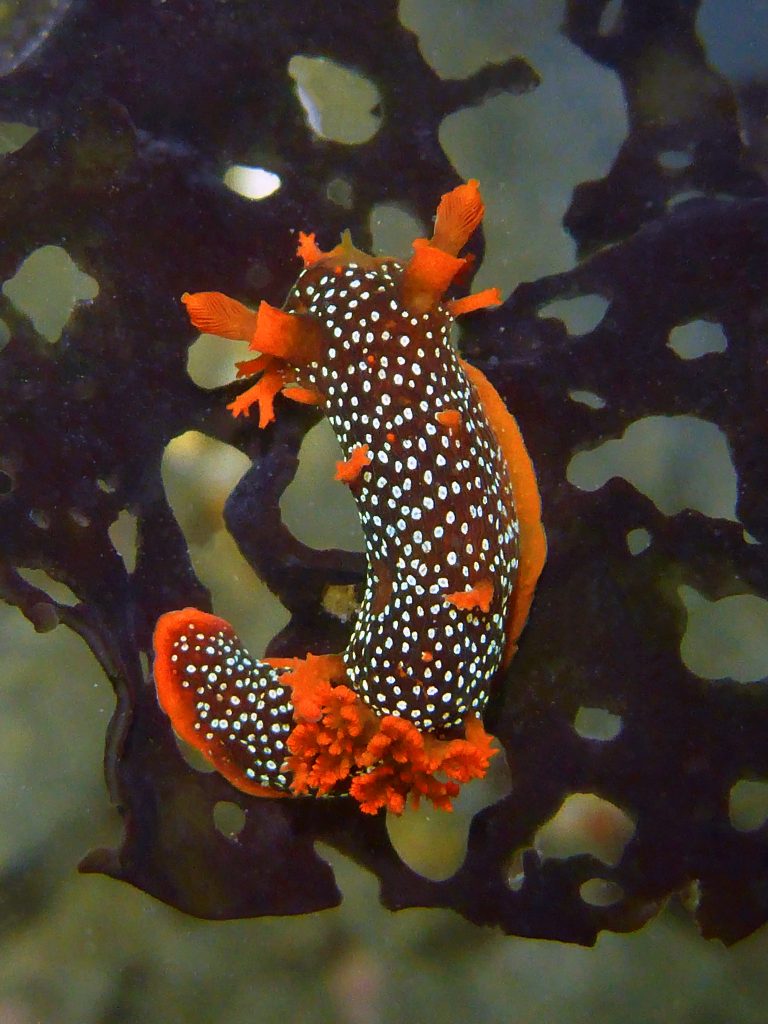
(0, 121), (37, 155)
(322, 583), (359, 623)
(369, 202), (423, 259)
(16, 568), (78, 607)
(314, 841), (383, 909)
(68, 509), (90, 528)
(729, 779), (768, 832)
(0, 318), (9, 353)
(573, 706), (622, 741)
(186, 330), (242, 389)
(28, 509), (50, 529)
(223, 165), (281, 200)
(567, 415), (738, 521)
(668, 320), (727, 360)
(0, 469), (14, 495)
(386, 803), (469, 881)
(0, 601), (120, 862)
(3, 245), (98, 343)
(657, 149), (693, 171)
(386, 745), (511, 881)
(108, 510), (138, 573)
(174, 734), (215, 774)
(213, 800), (247, 838)
(162, 432), (289, 656)
(568, 389), (606, 409)
(327, 177), (354, 209)
(506, 848), (529, 891)
(281, 419), (364, 554)
(535, 792), (635, 866)
(399, 0), (529, 78)
(580, 878), (624, 907)
(626, 527), (651, 555)
(437, 12), (625, 290)
(539, 294), (608, 335)
(163, 432), (251, 546)
(289, 55), (381, 144)
(678, 586), (768, 683)
(598, 0), (623, 36)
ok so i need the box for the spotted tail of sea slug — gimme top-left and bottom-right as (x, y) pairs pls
(153, 180), (546, 815)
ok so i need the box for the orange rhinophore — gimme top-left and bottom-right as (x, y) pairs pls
(154, 180), (545, 814)
(335, 443), (372, 483)
(431, 178), (485, 256)
(445, 578), (495, 614)
(182, 291), (258, 342)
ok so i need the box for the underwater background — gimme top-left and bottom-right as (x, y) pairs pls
(1, 0), (768, 1021)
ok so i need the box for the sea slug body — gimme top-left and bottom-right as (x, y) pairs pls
(153, 181), (546, 814)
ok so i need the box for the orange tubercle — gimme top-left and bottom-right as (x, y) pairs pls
(297, 231), (325, 267)
(182, 291), (258, 342)
(445, 578), (495, 613)
(335, 443), (372, 483)
(436, 408), (462, 433)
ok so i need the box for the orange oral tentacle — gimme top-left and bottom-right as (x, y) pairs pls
(447, 287), (503, 317)
(227, 367), (286, 425)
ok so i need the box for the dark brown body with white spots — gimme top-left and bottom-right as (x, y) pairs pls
(288, 261), (520, 735)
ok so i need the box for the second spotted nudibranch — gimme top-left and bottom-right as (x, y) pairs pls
(153, 181), (546, 815)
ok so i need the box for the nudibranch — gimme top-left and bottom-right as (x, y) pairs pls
(153, 181), (546, 814)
